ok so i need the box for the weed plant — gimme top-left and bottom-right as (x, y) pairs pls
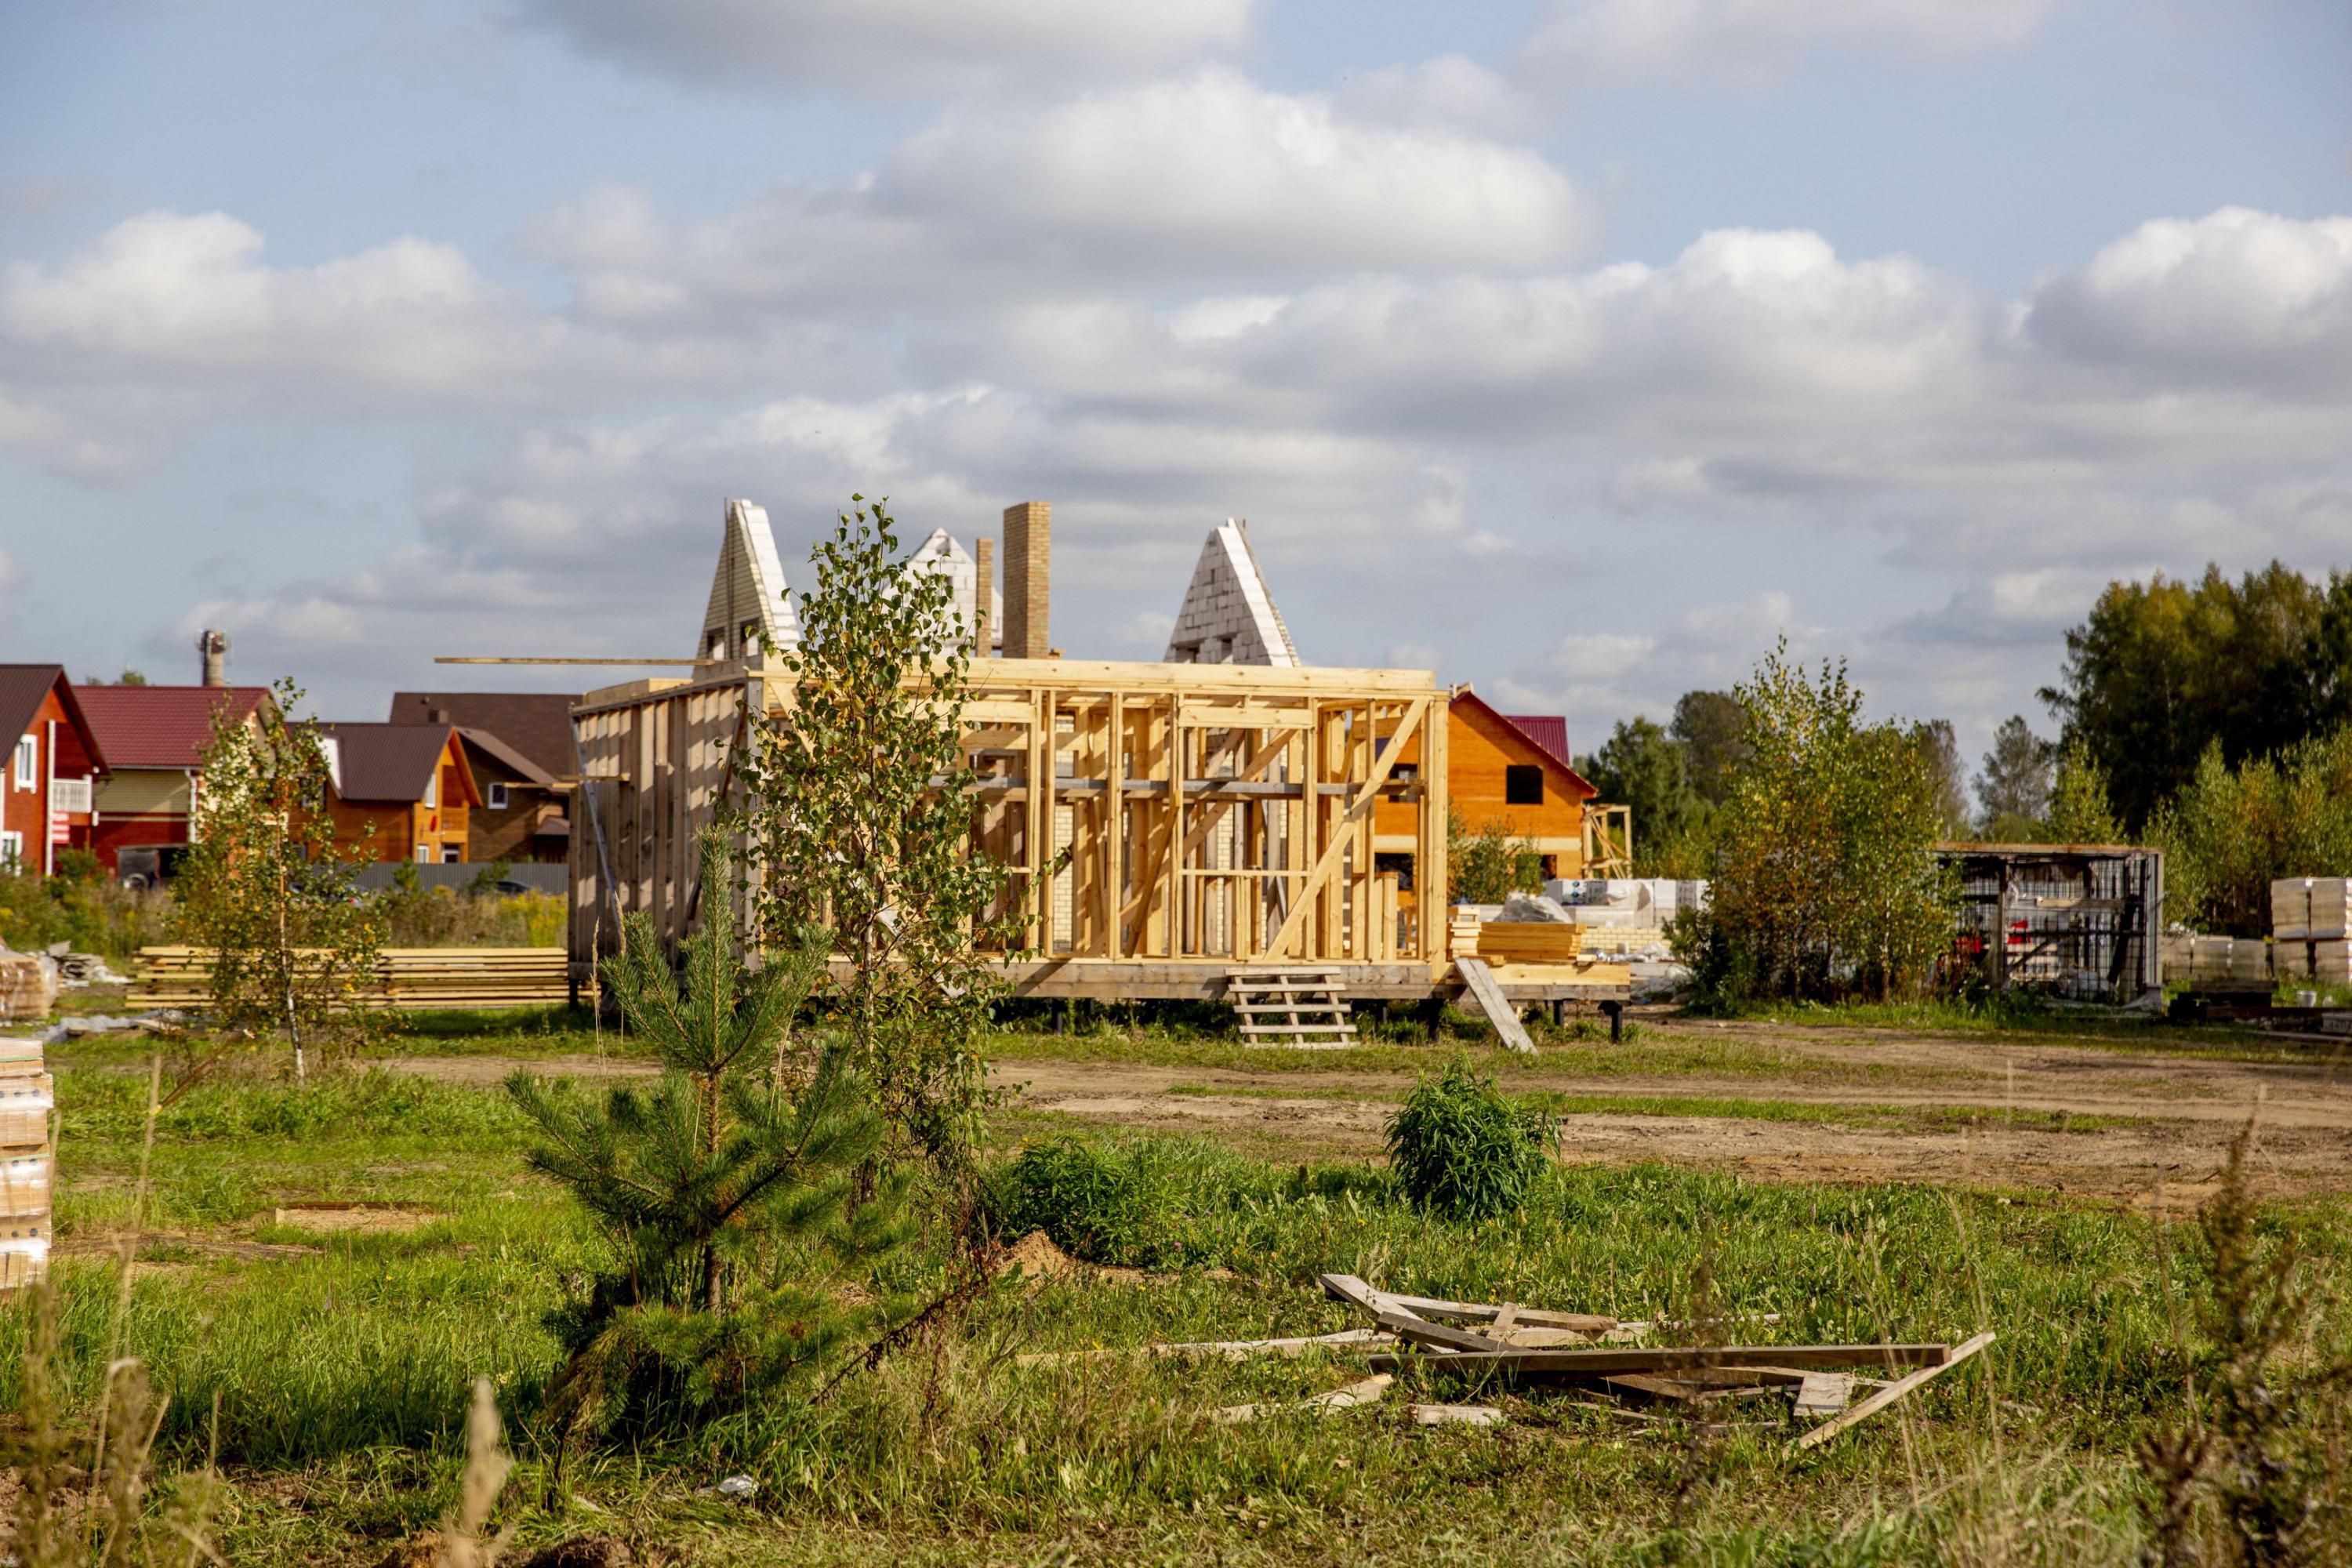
(1385, 1057), (1555, 1221)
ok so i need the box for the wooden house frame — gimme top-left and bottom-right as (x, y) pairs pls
(570, 657), (1458, 996)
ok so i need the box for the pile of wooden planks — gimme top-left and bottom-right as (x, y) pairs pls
(0, 1038), (51, 1292)
(1451, 918), (1584, 965)
(130, 947), (584, 1012)
(1015, 1272), (1991, 1446)
(1317, 1273), (1992, 1446)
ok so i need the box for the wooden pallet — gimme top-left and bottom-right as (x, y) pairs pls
(1227, 967), (1357, 1049)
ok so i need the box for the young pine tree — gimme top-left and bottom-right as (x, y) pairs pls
(506, 833), (909, 1442)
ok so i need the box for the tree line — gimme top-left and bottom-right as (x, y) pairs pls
(1580, 560), (2352, 936)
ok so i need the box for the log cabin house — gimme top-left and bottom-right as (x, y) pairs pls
(388, 692), (579, 864)
(318, 723), (481, 862)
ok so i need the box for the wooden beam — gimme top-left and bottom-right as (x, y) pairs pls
(1263, 697), (1426, 960)
(1792, 1331), (1994, 1450)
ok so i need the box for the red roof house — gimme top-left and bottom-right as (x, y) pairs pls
(0, 666), (109, 877)
(76, 684), (273, 876)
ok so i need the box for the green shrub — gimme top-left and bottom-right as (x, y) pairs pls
(1385, 1057), (1553, 1221)
(989, 1135), (1203, 1268)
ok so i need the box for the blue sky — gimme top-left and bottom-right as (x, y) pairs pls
(2, 0), (2347, 786)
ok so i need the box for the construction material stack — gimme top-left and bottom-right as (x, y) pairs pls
(0, 1037), (52, 1291)
(2273, 878), (2352, 988)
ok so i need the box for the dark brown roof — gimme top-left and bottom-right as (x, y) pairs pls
(77, 685), (272, 769)
(455, 728), (557, 787)
(387, 691), (580, 779)
(0, 666), (107, 771)
(321, 723), (462, 804)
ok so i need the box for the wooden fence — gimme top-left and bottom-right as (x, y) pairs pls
(130, 948), (583, 1011)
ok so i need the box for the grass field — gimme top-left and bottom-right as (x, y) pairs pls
(21, 1004), (2352, 1564)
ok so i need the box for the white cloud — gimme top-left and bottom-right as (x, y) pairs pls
(2024, 206), (2352, 390)
(530, 71), (1593, 325)
(514, 0), (1256, 96)
(1517, 0), (2059, 83)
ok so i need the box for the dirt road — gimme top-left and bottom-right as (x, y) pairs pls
(383, 1021), (2352, 1207)
(994, 1022), (2352, 1208)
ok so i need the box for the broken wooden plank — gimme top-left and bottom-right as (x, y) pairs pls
(1455, 956), (1536, 1054)
(1371, 1342), (1955, 1377)
(1374, 1309), (1512, 1356)
(1791, 1372), (1853, 1419)
(1410, 1403), (1506, 1427)
(1214, 1373), (1394, 1425)
(1792, 1331), (1994, 1451)
(1381, 1290), (1616, 1334)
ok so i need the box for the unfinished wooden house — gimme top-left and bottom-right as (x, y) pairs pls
(565, 499), (1628, 1012)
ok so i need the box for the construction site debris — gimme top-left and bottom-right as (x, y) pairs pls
(0, 950), (57, 1024)
(1411, 1403), (1505, 1427)
(1214, 1373), (1392, 1425)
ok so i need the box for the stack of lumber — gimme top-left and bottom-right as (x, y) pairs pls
(130, 947), (581, 1011)
(1469, 922), (1584, 964)
(0, 950), (56, 1024)
(1446, 911), (1588, 964)
(0, 1038), (51, 1292)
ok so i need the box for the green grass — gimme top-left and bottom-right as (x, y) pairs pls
(16, 1024), (2346, 1565)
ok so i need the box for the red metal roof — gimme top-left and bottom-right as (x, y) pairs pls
(75, 685), (270, 770)
(1503, 713), (1575, 775)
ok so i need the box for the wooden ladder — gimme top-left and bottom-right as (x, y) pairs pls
(1227, 967), (1358, 1049)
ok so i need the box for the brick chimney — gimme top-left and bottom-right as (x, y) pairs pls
(973, 535), (996, 655)
(197, 629), (230, 688)
(1002, 501), (1050, 659)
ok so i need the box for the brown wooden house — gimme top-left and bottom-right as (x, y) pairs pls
(318, 724), (480, 862)
(387, 692), (578, 865)
(1376, 689), (1598, 882)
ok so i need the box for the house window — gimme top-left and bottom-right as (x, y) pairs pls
(441, 844), (461, 864)
(1504, 764), (1544, 805)
(486, 782), (509, 811)
(422, 770), (437, 808)
(416, 844), (434, 863)
(0, 831), (20, 869)
(11, 736), (33, 790)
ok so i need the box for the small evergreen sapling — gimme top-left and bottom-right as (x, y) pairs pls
(506, 834), (909, 1441)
